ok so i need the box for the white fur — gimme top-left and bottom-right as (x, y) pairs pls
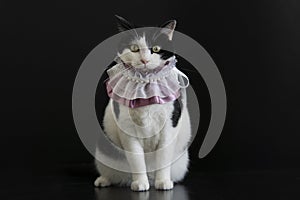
(95, 101), (191, 190)
(95, 34), (191, 191)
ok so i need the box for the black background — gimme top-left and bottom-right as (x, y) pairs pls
(1, 0), (300, 199)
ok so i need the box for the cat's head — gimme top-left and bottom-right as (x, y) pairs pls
(115, 15), (176, 70)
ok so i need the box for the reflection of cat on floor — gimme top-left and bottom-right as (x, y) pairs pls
(95, 16), (191, 191)
(94, 185), (189, 200)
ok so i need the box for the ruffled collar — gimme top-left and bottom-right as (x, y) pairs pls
(105, 56), (189, 108)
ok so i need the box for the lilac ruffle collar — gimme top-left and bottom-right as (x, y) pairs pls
(105, 56), (189, 108)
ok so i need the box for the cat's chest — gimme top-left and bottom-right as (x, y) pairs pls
(117, 102), (173, 138)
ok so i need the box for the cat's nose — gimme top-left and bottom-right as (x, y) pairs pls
(141, 59), (149, 64)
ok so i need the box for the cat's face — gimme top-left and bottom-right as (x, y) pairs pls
(115, 16), (176, 70)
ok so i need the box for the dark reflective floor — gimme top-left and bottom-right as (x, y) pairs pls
(1, 164), (300, 200)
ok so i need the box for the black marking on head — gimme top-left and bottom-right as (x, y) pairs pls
(115, 15), (139, 53)
(117, 33), (136, 53)
(115, 17), (176, 61)
(112, 100), (120, 120)
(171, 98), (182, 127)
(151, 32), (175, 60)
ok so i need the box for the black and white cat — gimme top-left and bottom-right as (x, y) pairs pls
(94, 16), (191, 191)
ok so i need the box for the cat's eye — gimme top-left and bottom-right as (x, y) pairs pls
(152, 45), (161, 53)
(130, 44), (139, 52)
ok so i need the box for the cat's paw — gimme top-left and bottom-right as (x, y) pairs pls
(131, 180), (150, 191)
(155, 179), (174, 190)
(94, 176), (111, 187)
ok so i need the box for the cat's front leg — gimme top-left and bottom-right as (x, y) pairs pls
(155, 141), (175, 190)
(120, 135), (149, 191)
(155, 166), (174, 190)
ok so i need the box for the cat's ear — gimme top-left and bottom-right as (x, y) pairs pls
(115, 15), (134, 32)
(160, 20), (176, 40)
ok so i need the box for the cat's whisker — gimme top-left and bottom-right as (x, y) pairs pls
(178, 67), (198, 73)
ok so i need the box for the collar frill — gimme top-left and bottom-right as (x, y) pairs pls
(105, 56), (189, 108)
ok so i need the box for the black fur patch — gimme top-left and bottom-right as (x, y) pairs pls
(171, 98), (182, 127)
(112, 100), (120, 119)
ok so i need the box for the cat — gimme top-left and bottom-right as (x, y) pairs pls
(94, 15), (191, 191)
